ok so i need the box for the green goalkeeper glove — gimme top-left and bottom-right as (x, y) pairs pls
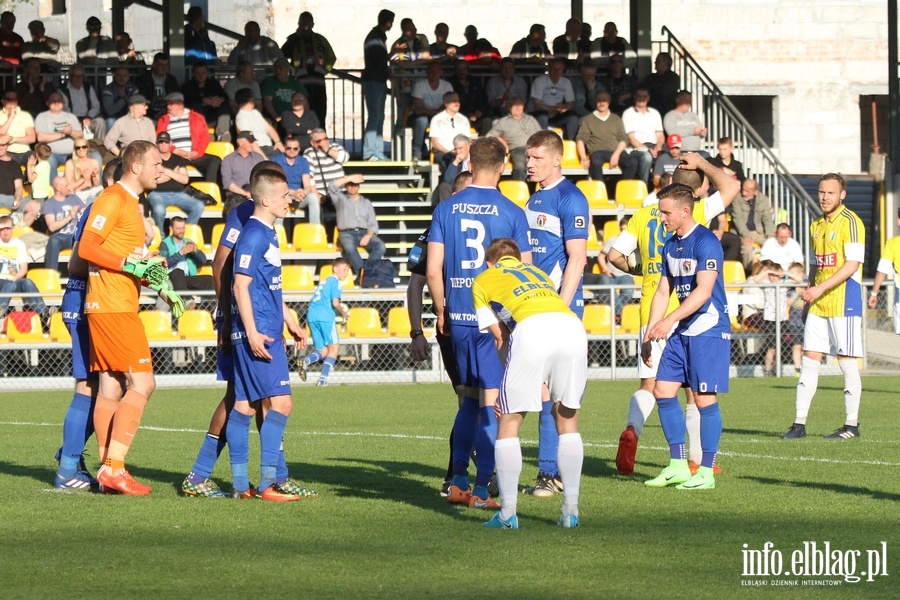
(123, 256), (169, 288)
(157, 282), (186, 318)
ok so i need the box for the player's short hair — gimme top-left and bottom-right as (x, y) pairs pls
(672, 166), (705, 193)
(34, 142), (51, 160)
(468, 137), (506, 173)
(819, 172), (846, 191)
(657, 182), (694, 209)
(332, 257), (351, 269)
(250, 160), (286, 184)
(451, 171), (473, 194)
(525, 129), (563, 156)
(250, 169), (287, 202)
(121, 140), (157, 174)
(485, 238), (521, 263)
(102, 157), (122, 187)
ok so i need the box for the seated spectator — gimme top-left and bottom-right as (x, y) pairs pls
(708, 136), (745, 182)
(235, 88), (284, 158)
(156, 92), (222, 182)
(409, 60), (453, 160)
(0, 90), (36, 165)
(35, 91), (88, 177)
(271, 137), (320, 224)
(184, 6), (217, 66)
(575, 90), (632, 182)
(227, 21), (284, 75)
(429, 23), (457, 61)
(729, 177), (776, 269)
(181, 62), (230, 142)
(262, 57), (308, 124)
(572, 61), (605, 117)
(0, 138), (26, 212)
(622, 86), (664, 185)
(486, 96), (541, 181)
(457, 25), (479, 62)
(432, 134), (471, 204)
(158, 215), (214, 297)
(113, 32), (145, 66)
(75, 17), (115, 73)
(447, 60), (489, 136)
(22, 20), (60, 67)
(530, 58), (578, 140)
(60, 64), (106, 143)
(597, 215), (635, 318)
(25, 142), (52, 201)
(600, 53), (637, 115)
(390, 18), (430, 62)
(509, 23), (551, 63)
(485, 58), (529, 119)
(552, 18), (582, 64)
(429, 92), (469, 166)
(101, 66), (139, 132)
(14, 57), (55, 119)
(578, 23), (593, 62)
(146, 132), (205, 231)
(224, 61), (263, 114)
(470, 38), (502, 67)
(280, 91), (319, 150)
(42, 176), (85, 270)
(0, 11), (24, 69)
(64, 137), (102, 202)
(0, 215), (48, 323)
(663, 90), (708, 154)
(303, 128), (348, 196)
(591, 21), (630, 57)
(641, 52), (680, 114)
(221, 131), (263, 210)
(653, 133), (683, 188)
(136, 52), (180, 122)
(759, 223), (805, 272)
(644, 172), (673, 206)
(103, 94), (154, 156)
(328, 173), (386, 276)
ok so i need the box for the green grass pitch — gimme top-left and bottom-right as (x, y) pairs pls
(0, 377), (897, 599)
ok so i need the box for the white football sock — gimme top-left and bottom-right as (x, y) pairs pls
(795, 356), (820, 424)
(838, 358), (861, 425)
(494, 437), (521, 520)
(557, 433), (583, 518)
(628, 389), (656, 438)
(685, 402), (701, 464)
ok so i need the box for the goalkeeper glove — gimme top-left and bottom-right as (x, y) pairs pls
(123, 256), (169, 287)
(157, 282), (186, 318)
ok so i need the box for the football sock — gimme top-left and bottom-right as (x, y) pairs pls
(685, 402), (702, 464)
(106, 390), (148, 463)
(494, 437), (521, 520)
(838, 358), (861, 425)
(628, 389), (656, 437)
(319, 356), (336, 385)
(189, 433), (222, 480)
(795, 356), (820, 424)
(445, 425), (455, 481)
(558, 433), (583, 518)
(656, 396), (686, 460)
(537, 400), (559, 476)
(93, 393), (118, 462)
(474, 405), (497, 489)
(226, 409), (253, 492)
(451, 396), (479, 482)
(59, 392), (92, 476)
(304, 350), (323, 366)
(699, 403), (722, 469)
(276, 439), (288, 484)
(259, 410), (288, 491)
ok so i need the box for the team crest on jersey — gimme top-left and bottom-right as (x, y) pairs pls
(574, 215), (586, 229)
(536, 214), (547, 227)
(239, 254), (251, 269)
(90, 215), (106, 230)
(706, 258), (717, 271)
(225, 229), (239, 243)
(682, 259), (694, 274)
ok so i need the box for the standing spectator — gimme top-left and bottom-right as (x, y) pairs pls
(156, 92), (222, 182)
(271, 139), (320, 224)
(303, 128), (348, 196)
(103, 94), (155, 156)
(575, 91), (631, 182)
(0, 90), (36, 165)
(0, 138), (25, 211)
(227, 21), (283, 73)
(281, 12), (335, 125)
(729, 177), (776, 270)
(223, 61), (262, 113)
(0, 215), (47, 322)
(447, 60), (489, 136)
(410, 60), (453, 160)
(136, 53), (180, 122)
(26, 143), (52, 204)
(15, 57), (55, 119)
(486, 96), (541, 182)
(64, 136), (102, 202)
(641, 52), (680, 114)
(145, 132), (205, 231)
(328, 173), (386, 275)
(759, 223), (805, 271)
(42, 176), (85, 271)
(261, 57), (308, 124)
(509, 23), (551, 63)
(221, 131), (263, 209)
(0, 11), (24, 67)
(235, 88), (285, 158)
(552, 18), (582, 64)
(184, 6), (217, 66)
(158, 215), (214, 295)
(591, 22), (630, 57)
(22, 20), (60, 67)
(485, 58), (529, 120)
(362, 9), (394, 161)
(622, 86), (664, 185)
(653, 133), (684, 188)
(280, 91), (319, 151)
(597, 216), (635, 318)
(35, 91), (86, 177)
(530, 58), (578, 140)
(181, 62), (230, 142)
(60, 64), (106, 143)
(708, 136), (745, 182)
(572, 61), (605, 118)
(101, 66), (139, 132)
(428, 92), (468, 166)
(663, 90), (708, 154)
(429, 23), (457, 61)
(600, 54), (637, 115)
(113, 32), (145, 66)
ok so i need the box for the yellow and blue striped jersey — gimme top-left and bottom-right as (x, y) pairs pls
(875, 234), (900, 294)
(472, 257), (573, 332)
(809, 205), (865, 317)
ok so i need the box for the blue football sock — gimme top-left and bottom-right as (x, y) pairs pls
(277, 439), (289, 484)
(190, 433), (222, 480)
(305, 350), (323, 366)
(259, 410), (288, 491)
(226, 409), (253, 492)
(319, 356), (336, 384)
(59, 392), (92, 475)
(656, 397), (686, 460)
(474, 405), (497, 489)
(451, 396), (480, 482)
(699, 402), (723, 468)
(538, 400), (559, 476)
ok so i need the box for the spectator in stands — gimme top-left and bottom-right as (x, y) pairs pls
(35, 91), (87, 178)
(15, 57), (54, 119)
(0, 215), (47, 323)
(663, 90), (707, 154)
(22, 20), (60, 66)
(708, 136), (745, 182)
(430, 23), (457, 61)
(60, 64), (106, 143)
(0, 90), (36, 165)
(271, 137), (320, 224)
(486, 96), (541, 181)
(221, 131), (263, 210)
(223, 60), (262, 114)
(572, 61), (605, 117)
(410, 60), (453, 161)
(137, 52), (180, 122)
(597, 215), (634, 318)
(227, 21), (283, 74)
(429, 92), (469, 166)
(262, 57), (308, 124)
(759, 223), (805, 272)
(362, 9), (393, 162)
(282, 12), (335, 124)
(641, 52), (680, 114)
(509, 23), (551, 63)
(156, 91), (222, 182)
(578, 23), (593, 61)
(591, 21), (630, 57)
(184, 6), (217, 66)
(553, 18), (582, 64)
(448, 60), (489, 136)
(622, 86), (664, 185)
(575, 90), (631, 182)
(181, 62), (230, 142)
(729, 177), (776, 270)
(113, 32), (144, 66)
(64, 136), (102, 202)
(600, 53), (636, 115)
(485, 58), (529, 119)
(101, 66), (139, 131)
(328, 173), (386, 275)
(390, 18), (430, 62)
(653, 133), (683, 188)
(280, 91), (319, 151)
(0, 138), (25, 211)
(75, 16), (115, 67)
(42, 176), (85, 271)
(0, 11), (24, 67)
(457, 25), (479, 62)
(432, 134), (471, 204)
(158, 215), (214, 296)
(471, 38), (502, 67)
(304, 128), (348, 196)
(104, 94), (154, 156)
(146, 131), (205, 231)
(25, 142), (52, 202)
(235, 88), (284, 158)
(530, 58), (578, 140)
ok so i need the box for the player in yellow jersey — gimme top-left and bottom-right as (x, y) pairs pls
(474, 238), (586, 530)
(607, 152), (739, 475)
(868, 208), (900, 333)
(783, 173), (865, 440)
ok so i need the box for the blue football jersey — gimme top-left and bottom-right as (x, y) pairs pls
(428, 185), (531, 326)
(60, 205), (95, 324)
(231, 217), (284, 341)
(660, 224), (731, 337)
(220, 199), (255, 250)
(525, 177), (589, 312)
(308, 275), (341, 322)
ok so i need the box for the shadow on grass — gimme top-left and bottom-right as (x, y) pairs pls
(723, 426), (785, 438)
(740, 475), (900, 502)
(0, 458), (188, 494)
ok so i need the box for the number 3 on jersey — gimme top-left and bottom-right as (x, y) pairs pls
(460, 219), (485, 270)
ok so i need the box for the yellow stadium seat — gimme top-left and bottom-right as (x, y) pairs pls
(619, 303), (641, 334)
(576, 179), (610, 210)
(191, 181), (223, 209)
(197, 265), (213, 277)
(602, 219), (620, 243)
(11, 225), (32, 238)
(148, 225), (162, 252)
(282, 265), (316, 291)
(345, 307), (387, 337)
(205, 141), (234, 161)
(283, 307), (300, 340)
(723, 260), (746, 291)
(140, 310), (175, 341)
(561, 140), (583, 171)
(498, 180), (529, 209)
(292, 223), (331, 251)
(177, 309), (216, 340)
(582, 304), (612, 335)
(615, 179), (649, 208)
(49, 312), (70, 343)
(183, 223), (206, 250)
(592, 262), (601, 274)
(210, 222), (226, 248)
(587, 223), (602, 252)
(26, 268), (61, 293)
(274, 223), (292, 252)
(4, 312), (43, 341)
(387, 306), (411, 337)
(319, 264), (355, 289)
